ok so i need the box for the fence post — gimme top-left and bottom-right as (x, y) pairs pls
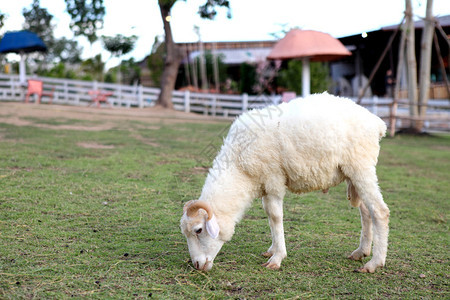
(118, 84), (122, 107)
(389, 100), (398, 137)
(184, 90), (190, 113)
(138, 85), (144, 108)
(212, 96), (217, 116)
(242, 93), (248, 113)
(64, 81), (69, 103)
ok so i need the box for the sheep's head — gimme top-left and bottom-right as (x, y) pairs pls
(180, 200), (224, 271)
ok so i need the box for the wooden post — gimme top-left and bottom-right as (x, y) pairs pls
(405, 0), (419, 121)
(390, 18), (407, 137)
(357, 16), (404, 104)
(417, 0), (434, 131)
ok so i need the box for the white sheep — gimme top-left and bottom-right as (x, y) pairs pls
(180, 92), (389, 273)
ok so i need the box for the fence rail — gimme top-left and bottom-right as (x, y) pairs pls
(0, 74), (448, 132)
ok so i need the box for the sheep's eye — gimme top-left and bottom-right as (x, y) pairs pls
(195, 228), (202, 235)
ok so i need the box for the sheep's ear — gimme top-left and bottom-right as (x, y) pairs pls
(206, 214), (220, 239)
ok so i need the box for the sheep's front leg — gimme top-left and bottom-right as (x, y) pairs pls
(348, 202), (373, 261)
(261, 195), (287, 270)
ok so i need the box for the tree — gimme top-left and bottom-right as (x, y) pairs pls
(65, 0), (105, 45)
(102, 34), (137, 83)
(22, 0), (55, 46)
(104, 58), (140, 85)
(405, 0), (419, 127)
(50, 37), (83, 64)
(23, 0), (83, 66)
(278, 60), (330, 95)
(156, 0), (230, 109)
(190, 50), (227, 91)
(22, 0), (55, 66)
(147, 37), (165, 87)
(102, 34), (137, 59)
(0, 11), (7, 29)
(81, 54), (104, 81)
(239, 63), (256, 94)
(417, 0), (434, 132)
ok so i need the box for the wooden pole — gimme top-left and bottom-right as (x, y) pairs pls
(405, 0), (419, 122)
(212, 42), (220, 93)
(390, 19), (408, 137)
(357, 16), (404, 104)
(435, 21), (450, 49)
(417, 0), (434, 131)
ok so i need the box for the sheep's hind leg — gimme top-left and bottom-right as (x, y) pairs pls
(261, 194), (287, 270)
(350, 169), (389, 273)
(346, 180), (373, 261)
(348, 202), (373, 261)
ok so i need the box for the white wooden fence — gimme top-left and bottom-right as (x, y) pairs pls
(0, 73), (448, 131)
(0, 74), (280, 117)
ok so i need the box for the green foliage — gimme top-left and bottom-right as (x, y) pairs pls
(50, 37), (83, 64)
(102, 34), (137, 58)
(37, 62), (77, 79)
(191, 51), (227, 91)
(239, 63), (257, 94)
(105, 58), (141, 85)
(147, 38), (165, 87)
(22, 0), (55, 48)
(22, 1), (83, 68)
(65, 0), (105, 44)
(278, 60), (330, 94)
(0, 108), (448, 299)
(158, 0), (177, 11)
(0, 10), (6, 29)
(80, 54), (104, 81)
(198, 0), (231, 19)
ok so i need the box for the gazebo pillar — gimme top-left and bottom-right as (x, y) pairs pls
(19, 51), (26, 85)
(302, 57), (310, 97)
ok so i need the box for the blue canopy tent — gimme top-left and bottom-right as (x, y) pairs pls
(0, 30), (47, 85)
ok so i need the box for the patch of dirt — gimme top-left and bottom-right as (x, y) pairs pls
(129, 130), (160, 147)
(191, 166), (209, 174)
(395, 128), (433, 136)
(77, 142), (115, 149)
(0, 102), (228, 131)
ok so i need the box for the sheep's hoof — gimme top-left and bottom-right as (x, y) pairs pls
(262, 262), (280, 270)
(354, 261), (381, 273)
(353, 266), (374, 273)
(348, 254), (363, 261)
(261, 252), (272, 258)
(348, 249), (368, 261)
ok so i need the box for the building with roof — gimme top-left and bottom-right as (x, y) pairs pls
(139, 15), (449, 98)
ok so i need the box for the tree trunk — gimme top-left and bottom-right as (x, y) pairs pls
(416, 0), (434, 132)
(405, 0), (419, 127)
(156, 1), (184, 109)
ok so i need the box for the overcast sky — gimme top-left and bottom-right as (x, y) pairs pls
(1, 0), (450, 68)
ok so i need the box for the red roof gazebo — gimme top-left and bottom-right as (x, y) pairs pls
(268, 29), (351, 97)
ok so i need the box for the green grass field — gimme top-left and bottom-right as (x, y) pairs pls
(0, 107), (449, 299)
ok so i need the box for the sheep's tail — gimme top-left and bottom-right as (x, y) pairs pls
(378, 118), (387, 140)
